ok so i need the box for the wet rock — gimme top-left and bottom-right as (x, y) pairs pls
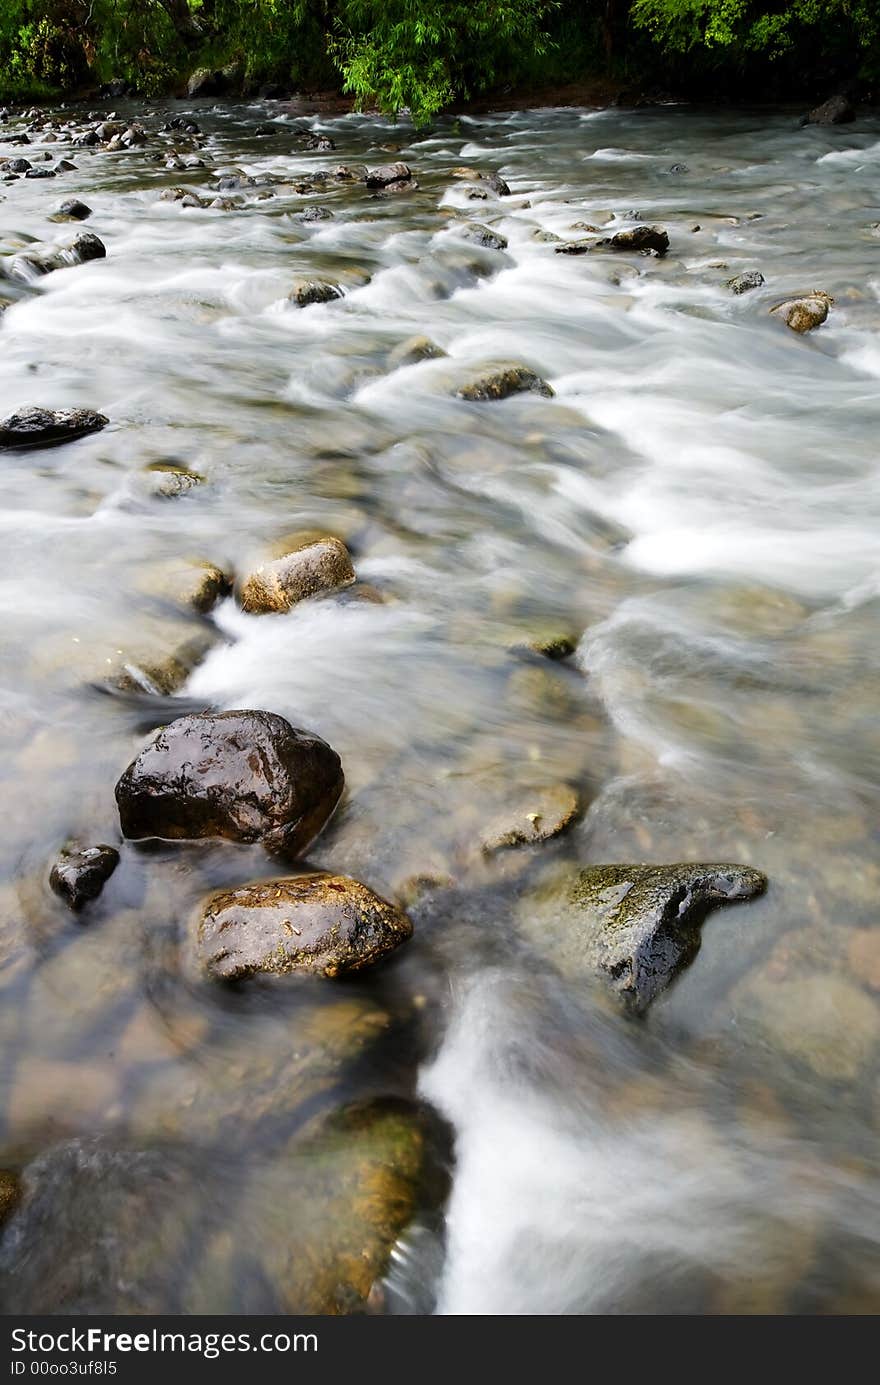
(49, 844), (119, 913)
(522, 862), (767, 1012)
(452, 167), (510, 196)
(481, 785), (579, 854)
(66, 231), (105, 263)
(456, 222), (508, 251)
(732, 972), (878, 1082)
(12, 232), (106, 278)
(268, 1100), (441, 1314)
(25, 167), (55, 179)
(554, 240), (593, 255)
(288, 278), (343, 308)
(104, 632), (214, 697)
(801, 93), (855, 126)
(457, 365), (554, 402)
(55, 198), (91, 220)
(513, 628), (578, 660)
(142, 462), (204, 498)
(0, 1170), (21, 1226)
(604, 225), (669, 256)
(297, 205), (333, 223)
(198, 873), (412, 980)
(0, 407), (108, 450)
(238, 537), (355, 614)
(365, 161), (412, 189)
(770, 291), (833, 333)
(3, 157), (31, 173)
(140, 558), (230, 614)
(115, 710), (344, 856)
(727, 271), (765, 295)
(388, 335), (445, 369)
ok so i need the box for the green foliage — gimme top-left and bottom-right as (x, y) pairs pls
(330, 1), (557, 123)
(631, 0), (880, 59)
(1, 2), (878, 109)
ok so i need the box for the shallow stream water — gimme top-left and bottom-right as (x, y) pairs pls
(1, 99), (879, 1314)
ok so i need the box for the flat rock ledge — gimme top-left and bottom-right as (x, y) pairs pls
(198, 873), (413, 980)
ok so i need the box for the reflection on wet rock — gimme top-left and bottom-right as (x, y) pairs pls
(49, 844), (119, 913)
(116, 710), (344, 856)
(198, 873), (413, 980)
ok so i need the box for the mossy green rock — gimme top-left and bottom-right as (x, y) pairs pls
(521, 862), (767, 1012)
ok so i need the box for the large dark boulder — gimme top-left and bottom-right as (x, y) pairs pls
(801, 93), (856, 126)
(115, 710), (343, 857)
(197, 873), (413, 980)
(365, 161), (412, 189)
(0, 407), (108, 450)
(604, 226), (669, 256)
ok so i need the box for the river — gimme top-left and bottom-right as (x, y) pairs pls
(0, 99), (878, 1314)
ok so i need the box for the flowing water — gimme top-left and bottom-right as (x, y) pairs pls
(1, 100), (879, 1314)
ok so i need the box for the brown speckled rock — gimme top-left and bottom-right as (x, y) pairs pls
(198, 873), (412, 980)
(606, 225), (669, 256)
(115, 710), (343, 856)
(49, 844), (119, 913)
(0, 1169), (21, 1225)
(456, 365), (553, 402)
(770, 291), (833, 333)
(288, 279), (342, 308)
(238, 537), (355, 614)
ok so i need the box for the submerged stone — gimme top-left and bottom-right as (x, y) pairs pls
(481, 785), (580, 854)
(198, 873), (413, 980)
(0, 407), (108, 450)
(115, 710), (343, 856)
(388, 335), (446, 369)
(49, 844), (120, 913)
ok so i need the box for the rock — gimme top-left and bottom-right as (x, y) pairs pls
(605, 226), (669, 256)
(801, 93), (855, 126)
(142, 462), (204, 498)
(103, 633), (214, 697)
(140, 558), (230, 614)
(364, 162), (412, 189)
(0, 1171), (21, 1226)
(732, 972), (878, 1082)
(187, 68), (224, 98)
(25, 167), (55, 179)
(388, 335), (445, 369)
(12, 232), (106, 278)
(513, 629), (578, 660)
(297, 205), (333, 223)
(522, 862), (767, 1012)
(457, 365), (554, 402)
(49, 844), (119, 913)
(115, 710), (344, 856)
(456, 222), (508, 251)
(55, 198), (91, 220)
(727, 271), (765, 295)
(770, 291), (833, 333)
(198, 873), (413, 980)
(0, 407), (108, 450)
(238, 537), (356, 614)
(452, 167), (510, 196)
(554, 240), (593, 255)
(268, 1100), (440, 1314)
(481, 785), (579, 854)
(288, 278), (343, 308)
